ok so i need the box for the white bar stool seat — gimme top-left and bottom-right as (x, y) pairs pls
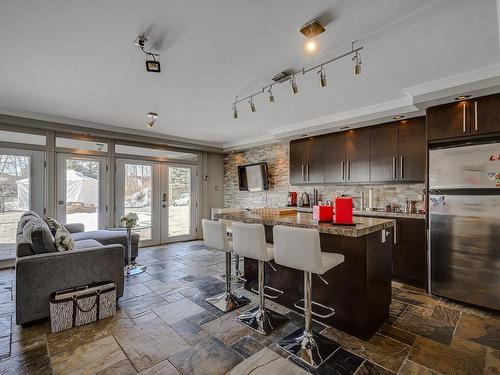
(273, 225), (345, 369)
(202, 219), (249, 313)
(232, 222), (288, 335)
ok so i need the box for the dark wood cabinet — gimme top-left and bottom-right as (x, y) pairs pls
(289, 139), (307, 184)
(427, 101), (471, 141)
(346, 128), (370, 182)
(398, 117), (426, 182)
(289, 137), (324, 184)
(475, 94), (500, 135)
(324, 132), (346, 183)
(392, 218), (426, 288)
(370, 123), (398, 182)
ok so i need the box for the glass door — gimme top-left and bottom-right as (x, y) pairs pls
(0, 148), (44, 261)
(161, 164), (198, 243)
(56, 154), (107, 231)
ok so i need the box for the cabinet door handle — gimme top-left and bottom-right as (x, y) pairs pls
(341, 161), (345, 181)
(347, 161), (351, 180)
(462, 102), (466, 133)
(400, 156), (404, 179)
(392, 157), (396, 180)
(301, 164), (305, 181)
(306, 164), (309, 181)
(474, 101), (478, 131)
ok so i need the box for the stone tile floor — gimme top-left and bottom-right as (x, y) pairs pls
(0, 240), (498, 374)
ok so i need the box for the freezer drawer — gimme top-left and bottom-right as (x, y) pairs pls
(429, 194), (500, 310)
(429, 142), (500, 189)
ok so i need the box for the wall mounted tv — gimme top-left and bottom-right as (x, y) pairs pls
(238, 162), (269, 191)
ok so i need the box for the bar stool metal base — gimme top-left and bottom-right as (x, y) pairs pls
(205, 291), (250, 313)
(278, 327), (340, 369)
(237, 306), (288, 335)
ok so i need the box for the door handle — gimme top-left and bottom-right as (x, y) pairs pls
(341, 161), (345, 181)
(58, 200), (65, 205)
(392, 157), (396, 180)
(474, 101), (478, 131)
(400, 156), (404, 179)
(162, 193), (167, 202)
(462, 102), (466, 133)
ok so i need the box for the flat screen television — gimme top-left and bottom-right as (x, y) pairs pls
(238, 162), (269, 191)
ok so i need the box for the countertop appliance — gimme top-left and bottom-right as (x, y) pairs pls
(429, 141), (500, 310)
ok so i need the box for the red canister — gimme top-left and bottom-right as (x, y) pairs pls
(313, 205), (333, 222)
(334, 197), (353, 224)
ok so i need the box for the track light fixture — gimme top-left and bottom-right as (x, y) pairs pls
(352, 41), (362, 75)
(231, 40), (364, 118)
(319, 66), (327, 87)
(146, 112), (158, 128)
(249, 97), (256, 112)
(291, 75), (298, 94)
(268, 87), (275, 103)
(134, 35), (161, 73)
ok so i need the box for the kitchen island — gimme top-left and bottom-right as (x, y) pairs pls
(215, 211), (395, 339)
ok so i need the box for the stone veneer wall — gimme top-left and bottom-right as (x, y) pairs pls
(224, 142), (425, 211)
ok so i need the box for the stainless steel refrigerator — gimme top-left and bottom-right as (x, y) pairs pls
(429, 141), (500, 310)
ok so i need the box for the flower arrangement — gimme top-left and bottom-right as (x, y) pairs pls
(120, 212), (138, 229)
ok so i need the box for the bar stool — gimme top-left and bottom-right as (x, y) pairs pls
(273, 225), (345, 369)
(231, 222), (288, 335)
(202, 219), (250, 312)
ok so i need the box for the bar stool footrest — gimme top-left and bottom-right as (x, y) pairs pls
(293, 299), (335, 318)
(278, 327), (340, 369)
(250, 285), (284, 299)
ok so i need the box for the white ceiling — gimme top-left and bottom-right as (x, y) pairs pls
(0, 0), (499, 150)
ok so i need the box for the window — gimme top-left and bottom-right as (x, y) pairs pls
(115, 144), (198, 162)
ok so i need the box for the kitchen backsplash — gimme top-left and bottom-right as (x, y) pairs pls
(224, 142), (425, 211)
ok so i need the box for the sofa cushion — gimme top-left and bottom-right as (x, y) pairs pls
(74, 239), (102, 250)
(72, 230), (140, 246)
(17, 211), (40, 235)
(22, 218), (56, 254)
(16, 233), (34, 258)
(55, 225), (75, 252)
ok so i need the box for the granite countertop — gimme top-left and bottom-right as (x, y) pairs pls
(353, 210), (426, 220)
(215, 211), (395, 238)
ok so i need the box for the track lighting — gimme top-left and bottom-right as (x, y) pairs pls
(319, 66), (327, 87)
(134, 35), (161, 73)
(249, 97), (256, 112)
(268, 87), (274, 103)
(146, 112), (158, 128)
(291, 75), (298, 94)
(233, 103), (238, 119)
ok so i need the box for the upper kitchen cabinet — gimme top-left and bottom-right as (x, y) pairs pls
(324, 132), (346, 183)
(289, 137), (324, 184)
(427, 101), (471, 141)
(427, 93), (500, 141)
(398, 117), (426, 182)
(346, 128), (370, 183)
(370, 123), (398, 182)
(474, 93), (500, 135)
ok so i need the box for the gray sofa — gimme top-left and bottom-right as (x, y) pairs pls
(15, 212), (132, 325)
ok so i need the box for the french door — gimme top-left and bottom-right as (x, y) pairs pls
(115, 159), (197, 246)
(0, 148), (44, 261)
(56, 154), (108, 231)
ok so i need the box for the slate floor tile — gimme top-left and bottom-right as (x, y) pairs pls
(227, 347), (308, 375)
(454, 313), (500, 351)
(230, 336), (265, 358)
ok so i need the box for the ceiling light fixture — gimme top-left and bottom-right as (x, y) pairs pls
(393, 115), (405, 120)
(306, 40), (317, 52)
(146, 112), (158, 128)
(233, 99), (238, 119)
(249, 97), (256, 112)
(231, 40), (364, 118)
(352, 41), (362, 75)
(291, 75), (299, 94)
(318, 66), (327, 87)
(268, 87), (275, 103)
(134, 35), (161, 73)
(454, 95), (471, 101)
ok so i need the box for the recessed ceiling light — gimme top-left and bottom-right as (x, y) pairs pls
(454, 95), (471, 101)
(306, 40), (317, 52)
(301, 134), (308, 137)
(393, 115), (405, 120)
(340, 126), (349, 130)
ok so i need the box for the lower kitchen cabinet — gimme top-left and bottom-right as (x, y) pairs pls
(393, 218), (427, 288)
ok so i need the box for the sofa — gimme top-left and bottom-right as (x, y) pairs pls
(15, 212), (135, 325)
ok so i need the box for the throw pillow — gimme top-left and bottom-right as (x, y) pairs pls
(44, 216), (62, 236)
(55, 225), (75, 252)
(22, 218), (57, 254)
